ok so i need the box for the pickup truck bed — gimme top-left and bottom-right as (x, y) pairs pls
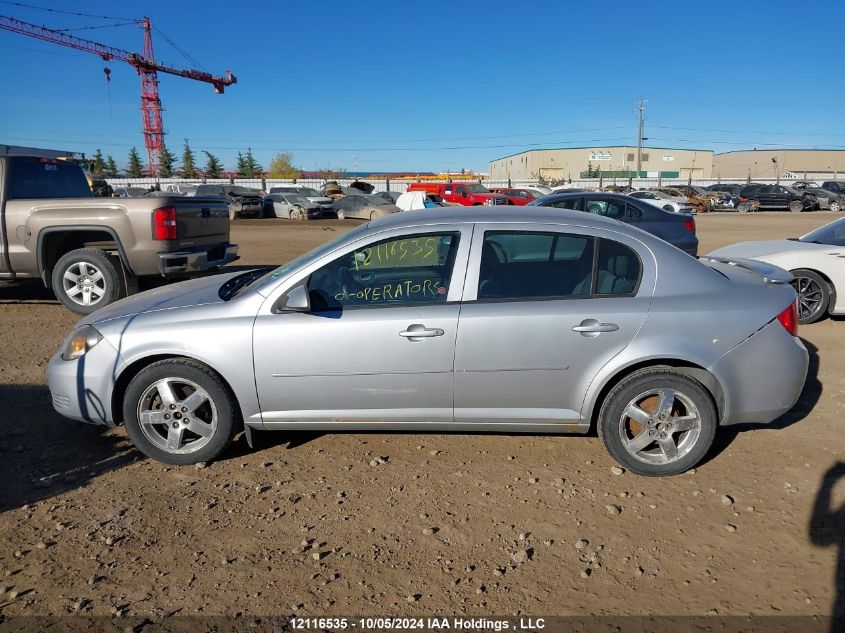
(0, 156), (238, 314)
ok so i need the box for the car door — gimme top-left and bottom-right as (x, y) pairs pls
(453, 224), (653, 428)
(252, 226), (471, 426)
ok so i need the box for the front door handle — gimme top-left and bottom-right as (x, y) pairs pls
(572, 319), (619, 337)
(399, 324), (445, 340)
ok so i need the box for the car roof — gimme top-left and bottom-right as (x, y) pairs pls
(369, 206), (625, 231)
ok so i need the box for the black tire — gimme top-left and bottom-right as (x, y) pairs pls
(122, 358), (238, 465)
(598, 369), (717, 477)
(51, 248), (124, 315)
(829, 200), (841, 213)
(789, 200), (804, 213)
(335, 209), (346, 220)
(790, 269), (830, 324)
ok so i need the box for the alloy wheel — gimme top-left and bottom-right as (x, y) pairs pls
(792, 275), (824, 321)
(618, 389), (702, 465)
(137, 378), (218, 454)
(62, 261), (107, 307)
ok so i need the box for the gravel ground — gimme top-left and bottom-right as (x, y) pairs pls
(1, 212), (843, 620)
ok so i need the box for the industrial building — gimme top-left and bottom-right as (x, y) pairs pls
(711, 149), (845, 180)
(488, 146), (714, 182)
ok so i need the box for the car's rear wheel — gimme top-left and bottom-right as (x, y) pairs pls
(52, 248), (124, 315)
(790, 269), (830, 324)
(123, 359), (238, 465)
(598, 369), (717, 477)
(829, 200), (841, 213)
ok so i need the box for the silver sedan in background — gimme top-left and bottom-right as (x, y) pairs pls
(333, 194), (401, 220)
(263, 193), (329, 220)
(47, 208), (808, 476)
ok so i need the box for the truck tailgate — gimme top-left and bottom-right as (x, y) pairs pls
(172, 196), (230, 247)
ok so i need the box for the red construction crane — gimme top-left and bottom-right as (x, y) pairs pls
(0, 14), (236, 176)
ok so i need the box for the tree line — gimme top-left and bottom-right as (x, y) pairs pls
(87, 143), (302, 179)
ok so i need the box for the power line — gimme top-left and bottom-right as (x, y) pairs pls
(56, 21), (139, 33)
(0, 0), (137, 21)
(652, 125), (845, 138)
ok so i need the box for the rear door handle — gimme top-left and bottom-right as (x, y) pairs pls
(399, 324), (445, 340)
(572, 319), (619, 336)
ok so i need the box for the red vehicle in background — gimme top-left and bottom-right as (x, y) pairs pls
(407, 182), (507, 206)
(491, 187), (543, 206)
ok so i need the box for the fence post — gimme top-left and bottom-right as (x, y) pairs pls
(386, 176), (390, 192)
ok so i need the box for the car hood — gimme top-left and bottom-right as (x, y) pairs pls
(306, 196), (334, 204)
(708, 239), (826, 259)
(81, 271), (243, 327)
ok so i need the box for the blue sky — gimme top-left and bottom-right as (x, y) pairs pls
(2, 0), (844, 173)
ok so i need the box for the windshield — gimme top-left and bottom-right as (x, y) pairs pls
(286, 195), (309, 205)
(800, 218), (845, 246)
(226, 186), (259, 195)
(299, 188), (320, 196)
(238, 224), (371, 296)
(468, 184), (489, 193)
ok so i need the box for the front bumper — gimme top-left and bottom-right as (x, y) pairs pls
(47, 335), (124, 426)
(711, 320), (808, 426)
(158, 243), (239, 275)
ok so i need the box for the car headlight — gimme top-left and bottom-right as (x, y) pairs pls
(62, 325), (103, 361)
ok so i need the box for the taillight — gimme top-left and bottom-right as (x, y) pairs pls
(682, 218), (696, 232)
(739, 197), (748, 202)
(153, 206), (177, 240)
(776, 299), (799, 337)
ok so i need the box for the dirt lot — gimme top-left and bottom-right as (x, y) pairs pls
(1, 213), (844, 621)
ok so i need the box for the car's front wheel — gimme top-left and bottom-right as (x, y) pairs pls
(335, 209), (346, 220)
(790, 269), (830, 324)
(598, 369), (717, 476)
(123, 359), (238, 465)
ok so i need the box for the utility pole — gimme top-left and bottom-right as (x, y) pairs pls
(635, 97), (645, 180)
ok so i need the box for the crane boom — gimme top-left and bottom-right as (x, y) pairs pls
(0, 14), (237, 175)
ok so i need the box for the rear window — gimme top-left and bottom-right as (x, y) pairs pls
(8, 158), (92, 199)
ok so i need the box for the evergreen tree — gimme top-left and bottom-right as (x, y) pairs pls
(203, 151), (223, 178)
(90, 149), (106, 177)
(104, 155), (118, 178)
(181, 140), (197, 178)
(244, 149), (262, 177)
(159, 144), (177, 178)
(235, 151), (247, 177)
(126, 147), (144, 178)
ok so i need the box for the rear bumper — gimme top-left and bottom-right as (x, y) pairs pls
(158, 243), (239, 275)
(711, 320), (808, 426)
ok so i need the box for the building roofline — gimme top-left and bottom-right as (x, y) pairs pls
(715, 149), (845, 156)
(490, 146), (714, 162)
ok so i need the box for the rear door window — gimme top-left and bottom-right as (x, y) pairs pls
(586, 198), (625, 219)
(544, 196), (583, 210)
(9, 158), (92, 199)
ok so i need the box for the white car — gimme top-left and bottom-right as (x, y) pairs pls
(708, 216), (845, 324)
(629, 190), (693, 213)
(267, 185), (334, 213)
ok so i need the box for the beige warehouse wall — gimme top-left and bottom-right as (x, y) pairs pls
(490, 147), (713, 181)
(712, 150), (845, 180)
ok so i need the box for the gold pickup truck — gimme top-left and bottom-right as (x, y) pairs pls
(0, 156), (238, 314)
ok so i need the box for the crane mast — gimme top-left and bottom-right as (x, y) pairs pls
(0, 14), (236, 176)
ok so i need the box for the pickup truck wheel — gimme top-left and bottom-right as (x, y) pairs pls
(52, 248), (124, 315)
(122, 358), (237, 465)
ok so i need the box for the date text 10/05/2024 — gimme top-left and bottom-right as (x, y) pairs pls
(290, 617), (546, 630)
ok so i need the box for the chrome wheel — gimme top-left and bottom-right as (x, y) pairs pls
(619, 388), (701, 465)
(792, 275), (824, 321)
(136, 378), (218, 454)
(62, 261), (106, 307)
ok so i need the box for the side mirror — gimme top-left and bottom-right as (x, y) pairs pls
(279, 284), (310, 312)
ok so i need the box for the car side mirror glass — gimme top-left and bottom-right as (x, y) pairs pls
(279, 284), (310, 312)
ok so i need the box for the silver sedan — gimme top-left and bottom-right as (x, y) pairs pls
(47, 208), (809, 476)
